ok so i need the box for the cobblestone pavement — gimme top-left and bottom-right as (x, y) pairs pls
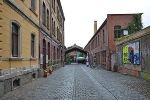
(1, 64), (150, 100)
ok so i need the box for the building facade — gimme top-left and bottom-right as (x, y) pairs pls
(0, 0), (40, 97)
(65, 44), (87, 64)
(0, 0), (65, 97)
(39, 0), (65, 71)
(84, 14), (142, 71)
(116, 26), (150, 81)
(51, 0), (65, 67)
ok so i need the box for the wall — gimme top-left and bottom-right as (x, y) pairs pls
(0, 0), (40, 97)
(116, 26), (150, 81)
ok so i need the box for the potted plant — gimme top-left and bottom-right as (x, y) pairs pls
(44, 69), (48, 77)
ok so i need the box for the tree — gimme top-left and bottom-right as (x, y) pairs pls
(78, 53), (83, 57)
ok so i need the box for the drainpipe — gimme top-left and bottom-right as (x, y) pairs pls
(106, 18), (109, 71)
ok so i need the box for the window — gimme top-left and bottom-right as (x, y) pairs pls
(31, 0), (36, 11)
(96, 37), (97, 47)
(57, 7), (59, 21)
(54, 0), (55, 12)
(52, 0), (53, 8)
(57, 27), (58, 38)
(53, 46), (55, 60)
(31, 34), (35, 57)
(54, 21), (55, 36)
(47, 9), (49, 29)
(103, 30), (105, 43)
(12, 23), (19, 57)
(48, 42), (50, 60)
(52, 18), (53, 34)
(42, 2), (46, 25)
(98, 35), (99, 46)
(114, 26), (121, 39)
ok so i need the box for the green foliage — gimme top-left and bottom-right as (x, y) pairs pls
(48, 59), (51, 64)
(123, 14), (143, 35)
(65, 53), (70, 64)
(117, 14), (143, 42)
(78, 53), (83, 57)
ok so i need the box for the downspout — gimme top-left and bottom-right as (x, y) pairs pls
(106, 18), (109, 70)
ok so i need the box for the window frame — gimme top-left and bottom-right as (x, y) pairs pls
(103, 30), (105, 44)
(48, 42), (50, 60)
(10, 21), (22, 58)
(42, 2), (46, 25)
(47, 9), (49, 29)
(31, 0), (36, 12)
(114, 26), (121, 39)
(31, 33), (36, 58)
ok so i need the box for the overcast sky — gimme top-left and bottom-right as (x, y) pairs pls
(61, 0), (150, 48)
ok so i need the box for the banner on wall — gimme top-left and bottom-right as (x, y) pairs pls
(123, 45), (128, 63)
(123, 41), (140, 65)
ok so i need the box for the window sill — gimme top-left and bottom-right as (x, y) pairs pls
(30, 58), (38, 60)
(30, 7), (38, 17)
(9, 57), (23, 61)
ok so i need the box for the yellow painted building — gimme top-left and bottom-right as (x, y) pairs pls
(0, 0), (40, 96)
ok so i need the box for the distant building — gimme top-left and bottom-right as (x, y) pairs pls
(65, 44), (87, 63)
(84, 13), (142, 71)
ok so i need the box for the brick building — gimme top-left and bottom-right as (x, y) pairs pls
(84, 13), (142, 71)
(116, 26), (150, 81)
(39, 0), (65, 71)
(65, 44), (87, 63)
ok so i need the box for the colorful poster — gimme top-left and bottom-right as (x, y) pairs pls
(134, 42), (140, 64)
(123, 45), (128, 63)
(128, 43), (135, 64)
(122, 41), (140, 65)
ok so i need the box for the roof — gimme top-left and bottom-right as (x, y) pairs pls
(65, 47), (87, 54)
(84, 13), (143, 49)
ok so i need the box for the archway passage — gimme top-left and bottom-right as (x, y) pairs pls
(65, 45), (87, 64)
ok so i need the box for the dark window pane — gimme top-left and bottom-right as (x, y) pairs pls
(12, 23), (19, 57)
(31, 34), (35, 57)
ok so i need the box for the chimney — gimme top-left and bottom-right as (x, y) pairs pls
(94, 20), (97, 34)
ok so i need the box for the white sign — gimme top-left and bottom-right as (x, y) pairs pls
(40, 54), (43, 64)
(46, 55), (48, 63)
(123, 30), (128, 35)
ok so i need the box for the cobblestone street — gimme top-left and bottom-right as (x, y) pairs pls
(1, 64), (150, 100)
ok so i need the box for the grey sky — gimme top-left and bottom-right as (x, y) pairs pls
(61, 0), (150, 48)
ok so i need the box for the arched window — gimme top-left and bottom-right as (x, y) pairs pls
(42, 2), (46, 25)
(54, 21), (55, 35)
(103, 30), (105, 43)
(48, 42), (50, 60)
(11, 21), (22, 57)
(47, 9), (49, 29)
(114, 26), (121, 39)
(31, 33), (36, 58)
